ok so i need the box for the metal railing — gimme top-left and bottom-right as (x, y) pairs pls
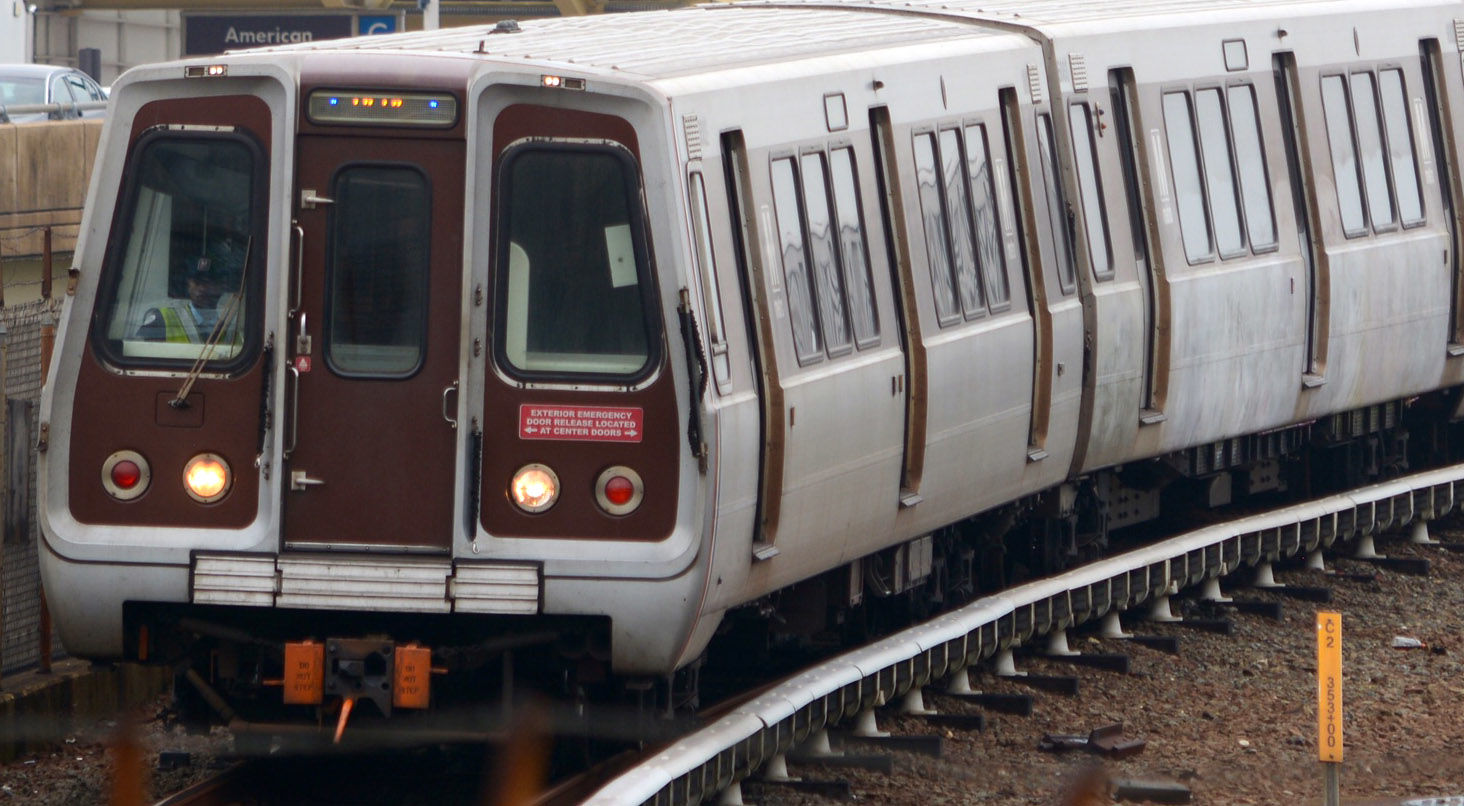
(586, 462), (1464, 804)
(0, 101), (107, 124)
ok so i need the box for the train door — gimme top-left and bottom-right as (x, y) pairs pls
(1274, 52), (1327, 381)
(1109, 68), (1168, 420)
(1421, 38), (1464, 352)
(1000, 89), (1054, 457)
(283, 135), (464, 551)
(869, 106), (927, 498)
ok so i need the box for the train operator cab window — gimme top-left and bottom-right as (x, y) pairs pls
(95, 132), (263, 369)
(1162, 84), (1277, 264)
(326, 165), (429, 377)
(770, 150), (879, 365)
(1321, 68), (1424, 237)
(494, 142), (658, 380)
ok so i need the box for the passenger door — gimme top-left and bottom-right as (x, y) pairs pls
(284, 136), (464, 552)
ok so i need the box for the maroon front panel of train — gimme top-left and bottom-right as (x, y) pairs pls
(480, 104), (679, 541)
(69, 96), (270, 528)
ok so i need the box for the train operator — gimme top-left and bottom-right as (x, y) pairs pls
(136, 236), (243, 345)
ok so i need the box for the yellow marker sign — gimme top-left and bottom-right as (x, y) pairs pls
(1317, 611), (1343, 762)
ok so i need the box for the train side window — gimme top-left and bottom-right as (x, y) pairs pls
(1067, 102), (1113, 279)
(326, 165), (429, 377)
(1321, 74), (1369, 237)
(940, 128), (987, 318)
(965, 123), (1010, 308)
(770, 156), (823, 364)
(494, 142), (657, 380)
(1162, 91), (1214, 263)
(799, 152), (854, 356)
(1350, 71), (1397, 230)
(1036, 113), (1077, 292)
(1379, 68), (1424, 227)
(1194, 89), (1246, 258)
(913, 132), (961, 323)
(1227, 85), (1277, 251)
(828, 147), (880, 346)
(94, 131), (263, 369)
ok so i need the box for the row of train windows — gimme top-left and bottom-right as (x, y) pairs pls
(913, 124), (1014, 324)
(1164, 85), (1278, 263)
(769, 148), (881, 365)
(1321, 68), (1424, 236)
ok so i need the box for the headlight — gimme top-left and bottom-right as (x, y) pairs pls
(102, 450), (150, 501)
(594, 466), (643, 516)
(183, 453), (232, 503)
(510, 463), (559, 513)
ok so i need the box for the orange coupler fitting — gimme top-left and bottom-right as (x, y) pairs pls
(283, 641), (325, 705)
(393, 644), (432, 710)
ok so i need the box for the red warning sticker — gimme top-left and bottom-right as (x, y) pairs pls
(519, 404), (644, 443)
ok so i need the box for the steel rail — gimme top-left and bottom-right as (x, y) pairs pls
(585, 461), (1464, 805)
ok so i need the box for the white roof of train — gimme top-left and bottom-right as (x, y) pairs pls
(740, 0), (1456, 30)
(244, 6), (1007, 78)
(238, 0), (1459, 80)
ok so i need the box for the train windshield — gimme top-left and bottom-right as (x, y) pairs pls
(493, 142), (657, 380)
(95, 133), (261, 367)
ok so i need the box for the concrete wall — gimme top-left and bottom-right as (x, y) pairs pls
(0, 118), (99, 261)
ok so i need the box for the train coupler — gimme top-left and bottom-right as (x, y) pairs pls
(280, 639), (435, 716)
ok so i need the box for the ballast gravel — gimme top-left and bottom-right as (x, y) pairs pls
(758, 525), (1464, 805)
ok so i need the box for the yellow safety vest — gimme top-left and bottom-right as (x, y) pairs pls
(157, 306), (200, 344)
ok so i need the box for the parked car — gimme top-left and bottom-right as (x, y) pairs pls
(0, 63), (107, 123)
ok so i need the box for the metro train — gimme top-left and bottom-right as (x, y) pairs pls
(37, 0), (1464, 727)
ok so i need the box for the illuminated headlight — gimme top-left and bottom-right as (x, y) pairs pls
(594, 466), (643, 516)
(102, 450), (150, 501)
(183, 453), (232, 503)
(510, 463), (559, 513)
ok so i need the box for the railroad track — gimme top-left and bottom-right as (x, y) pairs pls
(150, 461), (1464, 805)
(584, 461), (1464, 805)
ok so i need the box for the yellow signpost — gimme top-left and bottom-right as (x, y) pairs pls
(1317, 611), (1343, 806)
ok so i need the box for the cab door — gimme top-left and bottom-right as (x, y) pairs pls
(284, 135), (464, 551)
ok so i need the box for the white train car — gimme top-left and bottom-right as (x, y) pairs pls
(37, 0), (1464, 725)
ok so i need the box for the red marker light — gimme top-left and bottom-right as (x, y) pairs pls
(111, 460), (142, 490)
(594, 466), (643, 516)
(102, 450), (150, 500)
(604, 475), (635, 506)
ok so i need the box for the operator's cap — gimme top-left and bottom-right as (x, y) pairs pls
(186, 256), (218, 280)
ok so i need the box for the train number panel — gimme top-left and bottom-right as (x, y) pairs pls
(284, 135), (465, 552)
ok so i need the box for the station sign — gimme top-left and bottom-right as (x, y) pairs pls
(183, 12), (404, 57)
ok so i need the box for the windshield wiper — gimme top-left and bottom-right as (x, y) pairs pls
(171, 236), (251, 408)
